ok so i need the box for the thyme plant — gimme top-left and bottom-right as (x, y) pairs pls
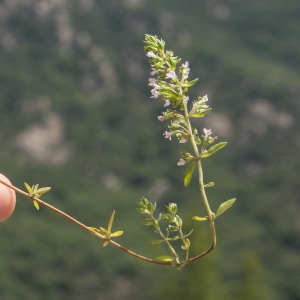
(0, 34), (235, 269)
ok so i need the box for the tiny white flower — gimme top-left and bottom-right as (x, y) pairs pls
(172, 120), (180, 125)
(179, 138), (187, 143)
(150, 68), (158, 75)
(158, 116), (165, 121)
(164, 100), (170, 107)
(147, 51), (156, 58)
(182, 61), (190, 74)
(166, 71), (177, 80)
(148, 78), (159, 89)
(148, 78), (156, 85)
(151, 88), (160, 98)
(203, 128), (212, 138)
(163, 131), (172, 140)
(184, 96), (189, 103)
(177, 158), (186, 166)
(203, 94), (208, 102)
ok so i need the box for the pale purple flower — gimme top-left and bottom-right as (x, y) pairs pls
(172, 120), (180, 125)
(203, 128), (212, 138)
(203, 94), (208, 102)
(147, 51), (156, 58)
(150, 68), (158, 75)
(179, 138), (188, 143)
(182, 61), (190, 75)
(163, 131), (172, 140)
(158, 116), (165, 122)
(148, 78), (159, 89)
(166, 71), (177, 80)
(164, 100), (170, 107)
(184, 96), (189, 103)
(151, 88), (160, 98)
(177, 158), (186, 166)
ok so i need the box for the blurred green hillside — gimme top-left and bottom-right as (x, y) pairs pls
(0, 0), (300, 299)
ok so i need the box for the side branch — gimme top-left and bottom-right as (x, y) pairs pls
(0, 179), (214, 267)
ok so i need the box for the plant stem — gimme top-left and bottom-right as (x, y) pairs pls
(182, 98), (217, 256)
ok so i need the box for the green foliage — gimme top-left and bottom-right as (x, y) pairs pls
(89, 210), (123, 247)
(24, 182), (51, 210)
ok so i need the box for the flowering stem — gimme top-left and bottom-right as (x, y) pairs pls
(181, 96), (217, 258)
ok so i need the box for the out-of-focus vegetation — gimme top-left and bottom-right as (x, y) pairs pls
(0, 0), (299, 299)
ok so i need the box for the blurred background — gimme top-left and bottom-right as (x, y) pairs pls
(0, 0), (299, 299)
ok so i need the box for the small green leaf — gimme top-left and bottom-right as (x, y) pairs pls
(107, 211), (115, 232)
(152, 218), (160, 230)
(32, 184), (39, 193)
(99, 227), (108, 235)
(151, 240), (164, 244)
(140, 221), (153, 226)
(184, 161), (196, 187)
(185, 229), (193, 237)
(24, 182), (32, 193)
(166, 236), (181, 241)
(189, 108), (212, 118)
(204, 182), (215, 188)
(192, 216), (208, 221)
(160, 88), (181, 99)
(185, 238), (190, 249)
(215, 198), (236, 217)
(110, 231), (123, 237)
(34, 187), (51, 195)
(155, 255), (174, 262)
(103, 241), (109, 247)
(183, 78), (198, 87)
(33, 200), (39, 210)
(88, 227), (102, 233)
(201, 142), (227, 158)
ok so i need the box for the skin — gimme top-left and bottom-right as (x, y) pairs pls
(0, 174), (16, 222)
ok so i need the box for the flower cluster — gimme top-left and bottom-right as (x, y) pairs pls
(144, 34), (222, 168)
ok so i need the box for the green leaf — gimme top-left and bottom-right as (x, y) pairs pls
(184, 161), (196, 187)
(33, 200), (39, 210)
(32, 184), (39, 193)
(160, 88), (181, 99)
(183, 78), (198, 87)
(151, 240), (164, 244)
(155, 255), (174, 262)
(215, 198), (236, 217)
(34, 187), (51, 195)
(152, 218), (160, 230)
(192, 216), (207, 221)
(189, 108), (212, 118)
(24, 182), (32, 193)
(201, 142), (227, 158)
(166, 236), (181, 241)
(110, 231), (123, 237)
(88, 227), (101, 233)
(185, 229), (193, 237)
(103, 241), (109, 247)
(136, 208), (148, 214)
(99, 227), (108, 235)
(185, 238), (190, 249)
(204, 182), (215, 188)
(107, 210), (115, 232)
(140, 221), (153, 226)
